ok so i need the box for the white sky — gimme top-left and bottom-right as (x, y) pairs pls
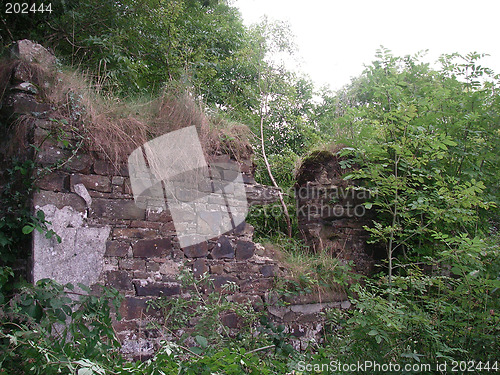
(233, 0), (500, 91)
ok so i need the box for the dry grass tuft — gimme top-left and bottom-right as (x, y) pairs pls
(0, 58), (252, 169)
(262, 238), (348, 297)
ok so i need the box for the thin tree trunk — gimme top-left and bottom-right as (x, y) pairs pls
(257, 41), (292, 238)
(259, 109), (292, 237)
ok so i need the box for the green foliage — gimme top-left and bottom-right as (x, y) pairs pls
(147, 268), (296, 364)
(148, 269), (259, 347)
(0, 278), (123, 374)
(327, 49), (499, 282)
(318, 234), (499, 369)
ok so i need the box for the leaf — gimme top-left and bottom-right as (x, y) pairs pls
(77, 283), (92, 293)
(190, 346), (203, 355)
(54, 308), (67, 322)
(22, 225), (34, 234)
(368, 329), (378, 336)
(61, 304), (73, 316)
(195, 335), (208, 348)
(50, 297), (64, 309)
(36, 210), (45, 221)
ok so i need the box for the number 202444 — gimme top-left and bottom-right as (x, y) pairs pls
(5, 3), (53, 14)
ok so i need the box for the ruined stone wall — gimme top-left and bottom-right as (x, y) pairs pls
(0, 41), (356, 359)
(295, 150), (379, 275)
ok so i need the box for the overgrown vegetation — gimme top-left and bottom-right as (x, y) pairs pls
(1, 0), (499, 373)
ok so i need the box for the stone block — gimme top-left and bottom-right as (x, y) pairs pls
(158, 260), (181, 276)
(67, 154), (93, 173)
(123, 179), (133, 195)
(220, 312), (239, 328)
(259, 265), (275, 277)
(71, 174), (111, 193)
(11, 39), (56, 66)
(112, 228), (158, 239)
(183, 242), (208, 258)
(283, 311), (299, 322)
(245, 184), (281, 205)
(159, 222), (176, 236)
(118, 297), (160, 320)
(12, 61), (32, 82)
(130, 221), (162, 230)
(91, 198), (145, 220)
(94, 160), (129, 176)
(119, 258), (146, 271)
(5, 92), (51, 115)
(36, 172), (68, 192)
(106, 270), (132, 290)
(133, 238), (172, 258)
(297, 313), (321, 323)
(112, 176), (125, 186)
(146, 262), (160, 272)
(133, 282), (181, 297)
(112, 320), (138, 333)
(209, 263), (224, 274)
(232, 221), (254, 236)
(235, 240), (255, 260)
(211, 275), (239, 291)
(33, 191), (86, 212)
(36, 145), (71, 166)
(240, 278), (273, 293)
(211, 236), (234, 259)
(32, 205), (111, 289)
(105, 241), (130, 257)
(192, 258), (208, 277)
(146, 209), (173, 222)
